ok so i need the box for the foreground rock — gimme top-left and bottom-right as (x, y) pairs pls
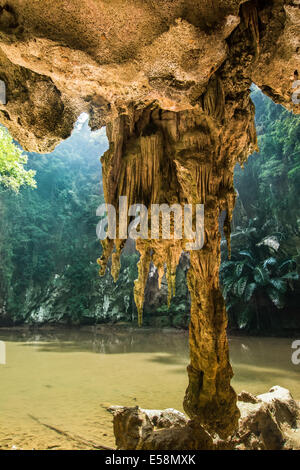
(112, 406), (213, 450)
(111, 387), (300, 450)
(234, 386), (300, 450)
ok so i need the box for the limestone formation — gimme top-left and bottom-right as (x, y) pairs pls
(0, 0), (299, 444)
(111, 387), (300, 450)
(108, 406), (188, 429)
(112, 406), (214, 450)
(234, 386), (300, 450)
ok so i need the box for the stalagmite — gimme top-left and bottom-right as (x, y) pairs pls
(98, 86), (256, 437)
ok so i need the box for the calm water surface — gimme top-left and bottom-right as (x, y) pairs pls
(0, 328), (299, 449)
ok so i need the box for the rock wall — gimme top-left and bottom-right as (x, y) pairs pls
(0, 0), (299, 441)
(0, 1), (298, 152)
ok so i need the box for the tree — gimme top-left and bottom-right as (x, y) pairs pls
(0, 126), (36, 191)
(220, 219), (299, 331)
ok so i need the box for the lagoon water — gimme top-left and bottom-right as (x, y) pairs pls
(0, 328), (299, 449)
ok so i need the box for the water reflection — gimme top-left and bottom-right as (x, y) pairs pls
(0, 328), (188, 355)
(0, 327), (299, 450)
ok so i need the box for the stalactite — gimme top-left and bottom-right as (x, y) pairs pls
(97, 7), (261, 439)
(203, 76), (225, 122)
(240, 1), (260, 54)
(134, 241), (152, 327)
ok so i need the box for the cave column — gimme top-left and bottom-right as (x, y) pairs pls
(100, 96), (255, 438)
(184, 207), (239, 438)
(175, 147), (240, 437)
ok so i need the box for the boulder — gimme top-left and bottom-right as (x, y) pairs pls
(111, 387), (300, 450)
(235, 386), (300, 450)
(113, 407), (153, 451)
(110, 406), (212, 450)
(109, 406), (188, 428)
(138, 420), (214, 451)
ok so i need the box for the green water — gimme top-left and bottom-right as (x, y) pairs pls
(0, 328), (299, 449)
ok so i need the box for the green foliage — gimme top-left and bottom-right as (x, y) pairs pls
(223, 87), (300, 332)
(0, 126), (36, 191)
(0, 117), (109, 324)
(234, 87), (300, 233)
(221, 226), (298, 315)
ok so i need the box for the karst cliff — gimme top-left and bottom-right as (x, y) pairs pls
(0, 0), (299, 445)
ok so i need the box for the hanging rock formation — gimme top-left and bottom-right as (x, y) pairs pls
(0, 0), (299, 444)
